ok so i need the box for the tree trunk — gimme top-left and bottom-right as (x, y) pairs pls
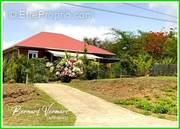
(26, 74), (29, 84)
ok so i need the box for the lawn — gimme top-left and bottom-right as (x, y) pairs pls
(3, 83), (76, 126)
(67, 76), (177, 121)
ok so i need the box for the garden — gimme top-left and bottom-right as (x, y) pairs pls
(3, 28), (177, 83)
(3, 28), (177, 121)
(67, 77), (177, 120)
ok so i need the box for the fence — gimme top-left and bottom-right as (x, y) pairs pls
(152, 64), (177, 76)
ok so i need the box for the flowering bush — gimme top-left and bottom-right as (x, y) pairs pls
(46, 62), (54, 72)
(46, 62), (58, 81)
(55, 58), (83, 82)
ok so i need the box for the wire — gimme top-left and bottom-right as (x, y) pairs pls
(123, 3), (177, 19)
(62, 3), (177, 23)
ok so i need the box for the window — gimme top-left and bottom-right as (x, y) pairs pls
(28, 50), (38, 59)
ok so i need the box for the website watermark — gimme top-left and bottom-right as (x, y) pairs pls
(11, 103), (70, 120)
(7, 10), (94, 20)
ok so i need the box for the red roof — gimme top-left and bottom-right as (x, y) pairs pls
(14, 32), (115, 55)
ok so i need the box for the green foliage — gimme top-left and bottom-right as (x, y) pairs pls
(160, 57), (176, 64)
(83, 37), (101, 47)
(29, 58), (49, 83)
(55, 56), (84, 82)
(161, 87), (175, 93)
(153, 102), (169, 114)
(111, 62), (121, 78)
(114, 97), (153, 111)
(84, 61), (99, 80)
(115, 96), (176, 115)
(102, 28), (177, 76)
(114, 97), (138, 105)
(3, 57), (17, 82)
(120, 58), (136, 76)
(3, 55), (49, 83)
(152, 97), (176, 114)
(135, 99), (153, 111)
(163, 29), (177, 60)
(97, 64), (108, 79)
(3, 54), (30, 83)
(131, 53), (153, 76)
(104, 28), (140, 76)
(15, 55), (31, 83)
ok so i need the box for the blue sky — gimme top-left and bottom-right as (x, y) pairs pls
(2, 2), (178, 49)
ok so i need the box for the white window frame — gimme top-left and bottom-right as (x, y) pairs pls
(28, 50), (38, 59)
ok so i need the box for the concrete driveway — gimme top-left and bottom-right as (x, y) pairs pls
(35, 83), (177, 127)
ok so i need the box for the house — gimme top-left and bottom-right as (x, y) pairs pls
(3, 32), (118, 63)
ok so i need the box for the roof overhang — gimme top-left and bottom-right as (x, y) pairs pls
(47, 50), (102, 60)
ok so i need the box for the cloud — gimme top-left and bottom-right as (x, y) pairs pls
(26, 2), (83, 11)
(148, 2), (177, 17)
(26, 21), (112, 40)
(148, 2), (178, 30)
(2, 40), (19, 50)
(45, 24), (112, 40)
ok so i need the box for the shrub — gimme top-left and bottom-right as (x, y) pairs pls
(46, 62), (58, 81)
(3, 55), (31, 83)
(114, 97), (153, 111)
(84, 61), (99, 80)
(97, 64), (108, 79)
(120, 58), (136, 76)
(3, 58), (17, 82)
(3, 55), (49, 83)
(55, 56), (84, 82)
(29, 58), (49, 83)
(152, 97), (176, 114)
(160, 57), (176, 64)
(131, 53), (153, 76)
(97, 63), (121, 79)
(114, 95), (177, 115)
(152, 102), (169, 114)
(111, 62), (121, 78)
(15, 55), (31, 83)
(135, 99), (153, 111)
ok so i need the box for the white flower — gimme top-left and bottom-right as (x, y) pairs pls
(64, 67), (68, 71)
(56, 71), (60, 75)
(73, 67), (80, 73)
(55, 58), (84, 78)
(50, 66), (54, 72)
(46, 62), (52, 67)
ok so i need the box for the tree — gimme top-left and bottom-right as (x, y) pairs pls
(83, 37), (101, 47)
(3, 56), (17, 82)
(162, 28), (177, 61)
(15, 54), (31, 83)
(131, 53), (153, 76)
(144, 32), (168, 59)
(104, 28), (139, 75)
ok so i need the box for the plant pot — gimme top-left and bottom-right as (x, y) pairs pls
(60, 75), (72, 83)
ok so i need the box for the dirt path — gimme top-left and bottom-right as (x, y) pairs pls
(35, 83), (177, 127)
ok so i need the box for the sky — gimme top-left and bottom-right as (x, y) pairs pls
(2, 2), (178, 50)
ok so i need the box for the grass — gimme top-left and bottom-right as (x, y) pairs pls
(3, 83), (76, 126)
(67, 76), (177, 121)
